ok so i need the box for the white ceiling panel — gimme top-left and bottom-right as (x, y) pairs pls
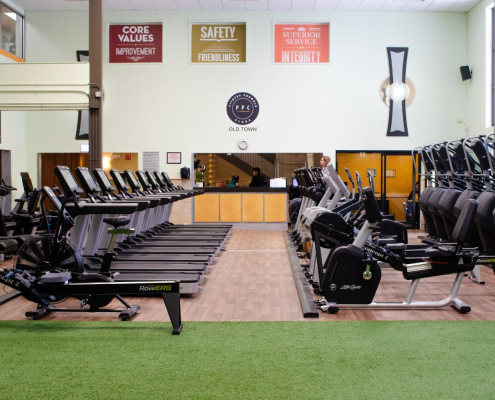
(6, 0), (483, 13)
(359, 0), (386, 11)
(80, 1), (110, 10)
(337, 0), (363, 10)
(222, 0), (246, 9)
(32, 0), (66, 10)
(13, 0), (44, 10)
(449, 4), (475, 11)
(127, 0), (156, 9)
(380, 0), (406, 11)
(403, 0), (433, 11)
(426, 0), (456, 11)
(313, 0), (339, 10)
(269, 0), (292, 10)
(246, 0), (269, 9)
(291, 0), (317, 10)
(62, 1), (88, 10)
(151, 0), (178, 9)
(175, 0), (201, 9)
(454, 0), (479, 5)
(104, 0), (133, 10)
(198, 0), (223, 9)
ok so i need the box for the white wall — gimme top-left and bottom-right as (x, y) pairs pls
(25, 10), (469, 179)
(467, 0), (494, 137)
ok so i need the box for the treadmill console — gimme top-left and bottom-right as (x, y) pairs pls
(54, 166), (84, 197)
(110, 170), (130, 192)
(145, 171), (160, 190)
(136, 170), (152, 190)
(42, 186), (63, 211)
(124, 170), (141, 191)
(75, 167), (101, 195)
(93, 168), (115, 193)
(153, 171), (168, 188)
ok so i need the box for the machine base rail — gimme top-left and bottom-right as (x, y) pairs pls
(285, 231), (319, 318)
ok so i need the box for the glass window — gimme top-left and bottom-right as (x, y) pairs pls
(0, 2), (23, 59)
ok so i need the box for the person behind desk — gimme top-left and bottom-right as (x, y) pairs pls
(249, 167), (265, 187)
(320, 156), (331, 175)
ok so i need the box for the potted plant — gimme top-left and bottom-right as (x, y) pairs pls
(195, 171), (205, 187)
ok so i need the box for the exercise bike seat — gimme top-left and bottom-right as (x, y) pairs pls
(103, 216), (130, 229)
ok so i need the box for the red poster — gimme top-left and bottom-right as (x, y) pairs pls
(109, 24), (162, 63)
(274, 23), (329, 64)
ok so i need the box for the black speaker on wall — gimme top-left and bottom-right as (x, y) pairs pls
(460, 66), (472, 81)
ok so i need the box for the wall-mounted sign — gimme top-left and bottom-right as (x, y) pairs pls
(274, 23), (330, 64)
(167, 152), (181, 164)
(80, 143), (89, 153)
(227, 93), (259, 125)
(109, 23), (162, 63)
(143, 151), (160, 171)
(191, 23), (246, 63)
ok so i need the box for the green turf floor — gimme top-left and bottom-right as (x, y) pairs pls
(1, 320), (494, 399)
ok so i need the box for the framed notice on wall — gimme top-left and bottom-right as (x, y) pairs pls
(109, 23), (162, 63)
(167, 152), (181, 164)
(274, 23), (330, 64)
(191, 22), (246, 64)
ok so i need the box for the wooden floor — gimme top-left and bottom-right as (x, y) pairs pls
(1, 229), (495, 322)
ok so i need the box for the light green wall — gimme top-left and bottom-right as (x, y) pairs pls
(24, 10), (469, 179)
(467, 0), (494, 137)
(0, 111), (25, 205)
(0, 54), (25, 208)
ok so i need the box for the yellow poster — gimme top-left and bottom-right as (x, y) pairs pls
(191, 23), (246, 63)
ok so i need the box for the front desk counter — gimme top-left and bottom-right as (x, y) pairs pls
(193, 187), (288, 225)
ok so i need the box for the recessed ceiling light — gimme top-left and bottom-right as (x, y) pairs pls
(5, 12), (17, 21)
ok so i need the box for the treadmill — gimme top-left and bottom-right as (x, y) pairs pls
(52, 166), (206, 293)
(111, 169), (229, 239)
(60, 167), (217, 261)
(76, 167), (222, 253)
(127, 170), (232, 234)
(92, 168), (224, 249)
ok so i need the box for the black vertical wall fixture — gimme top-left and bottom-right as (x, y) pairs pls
(387, 47), (409, 137)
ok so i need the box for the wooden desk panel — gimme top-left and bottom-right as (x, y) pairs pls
(220, 194), (242, 222)
(194, 194), (219, 222)
(242, 194), (264, 222)
(264, 194), (287, 222)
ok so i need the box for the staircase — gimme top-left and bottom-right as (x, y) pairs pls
(232, 153), (276, 178)
(216, 153), (276, 184)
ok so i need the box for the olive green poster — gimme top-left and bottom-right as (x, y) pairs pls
(191, 23), (246, 63)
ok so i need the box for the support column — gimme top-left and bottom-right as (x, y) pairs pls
(89, 0), (103, 170)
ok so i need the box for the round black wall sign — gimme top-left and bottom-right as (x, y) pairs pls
(226, 92), (259, 125)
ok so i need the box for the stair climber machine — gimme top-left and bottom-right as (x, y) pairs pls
(299, 166), (361, 287)
(1, 186), (182, 334)
(316, 187), (479, 314)
(291, 165), (350, 252)
(290, 168), (325, 251)
(53, 166), (202, 294)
